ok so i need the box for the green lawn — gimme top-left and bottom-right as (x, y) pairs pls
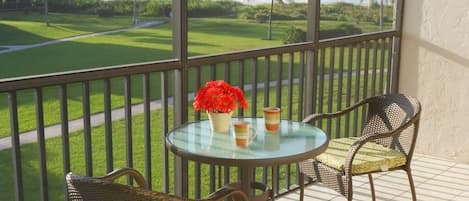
(0, 12), (160, 45)
(0, 17), (285, 137)
(0, 15), (390, 138)
(0, 67), (385, 200)
(0, 10), (392, 201)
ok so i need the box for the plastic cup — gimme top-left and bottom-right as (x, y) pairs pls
(263, 107), (281, 131)
(233, 121), (256, 147)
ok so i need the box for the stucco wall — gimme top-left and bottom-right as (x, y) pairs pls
(400, 0), (469, 163)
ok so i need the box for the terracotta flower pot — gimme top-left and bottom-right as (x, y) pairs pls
(207, 111), (233, 133)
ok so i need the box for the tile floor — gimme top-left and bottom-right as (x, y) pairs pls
(277, 153), (469, 201)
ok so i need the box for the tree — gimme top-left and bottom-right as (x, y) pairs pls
(360, 0), (385, 30)
(44, 0), (49, 26)
(132, 0), (138, 25)
(267, 0), (274, 40)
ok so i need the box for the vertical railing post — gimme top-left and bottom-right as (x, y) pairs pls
(82, 81), (92, 177)
(9, 91), (24, 201)
(143, 74), (152, 189)
(304, 0), (320, 117)
(173, 0), (189, 197)
(161, 72), (170, 194)
(103, 79), (113, 173)
(390, 0), (404, 93)
(60, 85), (71, 201)
(35, 88), (49, 201)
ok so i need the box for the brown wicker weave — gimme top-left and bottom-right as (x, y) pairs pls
(299, 94), (421, 201)
(66, 167), (256, 201)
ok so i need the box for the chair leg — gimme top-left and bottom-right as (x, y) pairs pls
(368, 173), (376, 201)
(405, 169), (417, 201)
(299, 172), (304, 201)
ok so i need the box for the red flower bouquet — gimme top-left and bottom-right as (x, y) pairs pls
(193, 80), (248, 113)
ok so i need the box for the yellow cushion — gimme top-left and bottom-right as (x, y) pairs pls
(316, 137), (406, 174)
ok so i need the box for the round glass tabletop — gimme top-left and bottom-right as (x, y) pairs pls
(166, 118), (328, 167)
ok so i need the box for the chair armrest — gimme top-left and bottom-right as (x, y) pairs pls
(302, 98), (369, 124)
(205, 185), (249, 201)
(97, 167), (148, 189)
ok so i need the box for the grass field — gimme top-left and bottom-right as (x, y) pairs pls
(0, 12), (160, 45)
(0, 12), (390, 137)
(0, 8), (394, 201)
(0, 66), (384, 200)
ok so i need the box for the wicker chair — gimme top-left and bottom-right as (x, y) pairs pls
(66, 167), (254, 201)
(299, 94), (421, 201)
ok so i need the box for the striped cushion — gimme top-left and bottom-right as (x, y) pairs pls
(316, 137), (406, 174)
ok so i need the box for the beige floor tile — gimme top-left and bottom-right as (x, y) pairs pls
(329, 197), (347, 201)
(276, 154), (469, 201)
(425, 173), (469, 191)
(355, 181), (403, 201)
(446, 165), (469, 177)
(276, 184), (341, 201)
(411, 160), (450, 174)
(453, 162), (469, 169)
(453, 191), (469, 201)
(415, 156), (456, 168)
(398, 183), (459, 201)
(374, 172), (417, 189)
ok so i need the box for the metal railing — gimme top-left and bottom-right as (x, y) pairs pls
(0, 1), (404, 201)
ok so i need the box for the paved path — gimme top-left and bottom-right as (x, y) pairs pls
(0, 97), (172, 150)
(0, 20), (166, 54)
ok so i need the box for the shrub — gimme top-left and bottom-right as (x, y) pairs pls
(97, 8), (114, 17)
(238, 12), (251, 20)
(187, 0), (241, 17)
(282, 26), (306, 44)
(254, 13), (268, 23)
(145, 0), (162, 16)
(320, 23), (362, 39)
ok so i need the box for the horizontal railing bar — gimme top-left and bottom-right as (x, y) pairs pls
(188, 42), (313, 66)
(0, 32), (395, 93)
(318, 31), (397, 48)
(0, 59), (179, 92)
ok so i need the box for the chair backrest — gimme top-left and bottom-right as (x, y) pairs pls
(362, 94), (421, 157)
(66, 173), (184, 201)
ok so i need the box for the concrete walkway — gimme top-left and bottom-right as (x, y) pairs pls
(0, 20), (166, 54)
(0, 96), (172, 150)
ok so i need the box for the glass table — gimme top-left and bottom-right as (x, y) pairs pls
(166, 117), (328, 197)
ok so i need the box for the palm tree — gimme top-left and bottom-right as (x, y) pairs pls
(360, 0), (386, 31)
(267, 0), (274, 40)
(132, 0), (138, 25)
(44, 0), (49, 26)
(361, 0), (393, 7)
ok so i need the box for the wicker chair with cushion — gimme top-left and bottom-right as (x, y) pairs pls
(66, 167), (257, 201)
(299, 94), (421, 201)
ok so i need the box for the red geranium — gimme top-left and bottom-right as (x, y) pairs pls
(193, 80), (248, 113)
